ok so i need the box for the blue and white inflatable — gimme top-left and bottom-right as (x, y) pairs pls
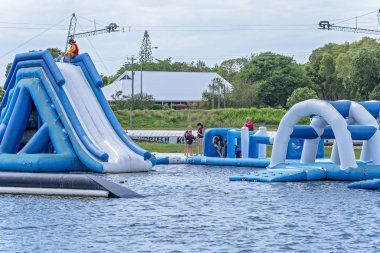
(0, 51), (154, 173)
(231, 99), (380, 183)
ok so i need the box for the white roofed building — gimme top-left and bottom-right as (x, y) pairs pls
(102, 71), (232, 107)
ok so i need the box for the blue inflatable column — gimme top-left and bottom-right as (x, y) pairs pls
(19, 123), (50, 154)
(227, 130), (241, 158)
(0, 87), (33, 153)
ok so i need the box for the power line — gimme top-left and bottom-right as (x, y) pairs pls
(333, 10), (378, 25)
(0, 15), (70, 59)
(76, 20), (110, 75)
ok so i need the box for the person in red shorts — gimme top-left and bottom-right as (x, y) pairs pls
(62, 38), (79, 63)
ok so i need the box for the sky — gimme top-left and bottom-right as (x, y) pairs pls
(0, 0), (379, 84)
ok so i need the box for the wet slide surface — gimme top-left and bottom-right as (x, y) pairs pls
(56, 63), (151, 172)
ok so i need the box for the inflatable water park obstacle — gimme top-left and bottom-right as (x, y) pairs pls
(227, 99), (380, 185)
(0, 50), (155, 173)
(156, 99), (380, 188)
(2, 50), (380, 191)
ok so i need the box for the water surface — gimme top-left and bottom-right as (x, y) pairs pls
(0, 165), (379, 252)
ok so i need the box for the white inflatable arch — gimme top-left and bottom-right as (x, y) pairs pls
(349, 102), (380, 164)
(301, 101), (380, 166)
(269, 99), (357, 169)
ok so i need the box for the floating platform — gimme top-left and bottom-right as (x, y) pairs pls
(348, 179), (380, 189)
(0, 172), (142, 198)
(155, 154), (187, 165)
(154, 154), (270, 167)
(230, 166), (326, 182)
(230, 161), (380, 183)
(187, 156), (270, 167)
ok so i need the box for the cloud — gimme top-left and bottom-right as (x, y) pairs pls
(0, 0), (379, 83)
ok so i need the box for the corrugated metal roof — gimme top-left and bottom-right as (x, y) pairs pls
(102, 71), (232, 102)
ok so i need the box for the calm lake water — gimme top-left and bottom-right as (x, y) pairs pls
(0, 164), (380, 252)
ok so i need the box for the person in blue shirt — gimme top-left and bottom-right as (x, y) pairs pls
(213, 136), (224, 157)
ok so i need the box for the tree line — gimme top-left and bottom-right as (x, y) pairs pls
(106, 37), (380, 109)
(2, 37), (380, 109)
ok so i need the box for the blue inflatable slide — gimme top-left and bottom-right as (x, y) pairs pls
(0, 51), (154, 173)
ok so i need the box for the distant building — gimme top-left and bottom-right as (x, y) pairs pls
(101, 71), (232, 108)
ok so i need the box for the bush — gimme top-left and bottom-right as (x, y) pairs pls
(114, 107), (307, 130)
(286, 87), (318, 108)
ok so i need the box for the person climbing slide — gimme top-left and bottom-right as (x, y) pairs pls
(62, 38), (79, 63)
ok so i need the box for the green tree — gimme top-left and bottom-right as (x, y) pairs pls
(110, 90), (155, 110)
(5, 63), (12, 77)
(201, 77), (231, 109)
(133, 92), (155, 110)
(0, 86), (4, 103)
(100, 74), (109, 86)
(216, 57), (249, 82)
(305, 37), (380, 100)
(316, 54), (342, 100)
(110, 90), (129, 110)
(47, 48), (61, 59)
(286, 87), (319, 108)
(369, 84), (380, 100)
(237, 52), (313, 107)
(349, 50), (380, 100)
(229, 81), (260, 108)
(139, 30), (153, 63)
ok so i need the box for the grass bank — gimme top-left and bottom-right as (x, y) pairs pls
(139, 141), (362, 159)
(137, 141), (185, 153)
(115, 108), (309, 130)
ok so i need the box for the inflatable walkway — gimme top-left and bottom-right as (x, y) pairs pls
(0, 51), (153, 173)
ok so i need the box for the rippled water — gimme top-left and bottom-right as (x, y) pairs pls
(1, 165), (380, 252)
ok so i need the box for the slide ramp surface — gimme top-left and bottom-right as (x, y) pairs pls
(56, 62), (151, 172)
(0, 51), (152, 173)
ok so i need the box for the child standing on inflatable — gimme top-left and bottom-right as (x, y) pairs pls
(184, 126), (195, 157)
(62, 38), (79, 63)
(196, 123), (205, 156)
(244, 117), (254, 131)
(212, 135), (224, 157)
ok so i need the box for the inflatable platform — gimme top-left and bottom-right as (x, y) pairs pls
(0, 51), (154, 173)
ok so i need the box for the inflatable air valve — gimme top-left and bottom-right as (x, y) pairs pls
(241, 127), (249, 158)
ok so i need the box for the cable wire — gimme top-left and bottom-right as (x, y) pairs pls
(76, 20), (110, 75)
(0, 15), (70, 59)
(333, 10), (378, 25)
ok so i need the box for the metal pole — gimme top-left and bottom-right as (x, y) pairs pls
(66, 13), (77, 51)
(127, 56), (136, 129)
(140, 62), (143, 108)
(355, 16), (357, 30)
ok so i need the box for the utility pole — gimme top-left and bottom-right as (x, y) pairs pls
(127, 56), (138, 129)
(140, 62), (143, 108)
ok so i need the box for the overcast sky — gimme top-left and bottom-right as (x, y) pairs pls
(0, 0), (379, 84)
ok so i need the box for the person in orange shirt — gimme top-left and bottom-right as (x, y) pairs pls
(62, 38), (79, 63)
